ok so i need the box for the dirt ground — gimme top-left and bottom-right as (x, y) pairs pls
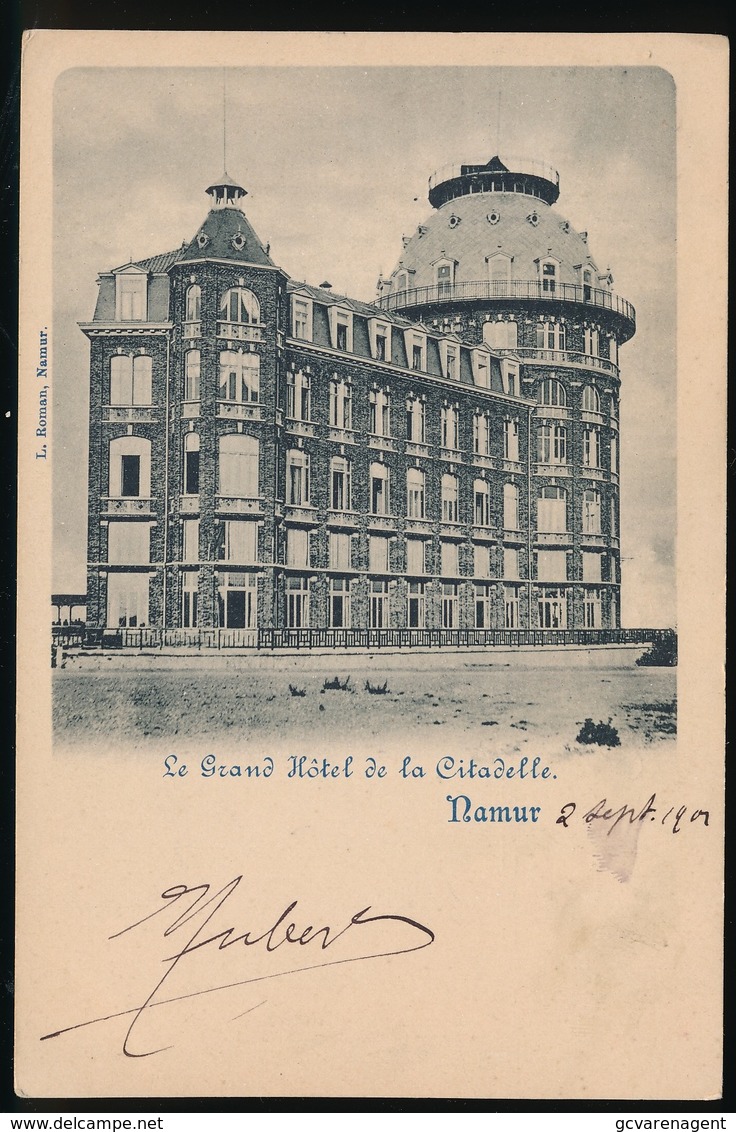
(52, 646), (676, 758)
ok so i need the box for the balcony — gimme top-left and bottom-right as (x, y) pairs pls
(283, 505), (319, 525)
(216, 496), (265, 516)
(102, 497), (154, 516)
(405, 440), (431, 458)
(216, 321), (265, 343)
(378, 280), (636, 338)
(182, 321), (201, 339)
(217, 401), (263, 422)
(368, 434), (397, 454)
(499, 347), (620, 378)
(104, 405), (158, 424)
(535, 531), (572, 546)
(182, 400), (200, 419)
(286, 419), (316, 439)
(327, 426), (358, 445)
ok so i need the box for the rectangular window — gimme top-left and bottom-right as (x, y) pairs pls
(287, 452), (310, 506)
(503, 483), (519, 531)
(287, 371), (311, 421)
(475, 583), (492, 628)
(370, 464), (389, 515)
(503, 547), (519, 579)
(504, 584), (521, 628)
(292, 298), (312, 341)
(329, 578), (351, 628)
(474, 481), (490, 527)
(286, 527), (309, 568)
(537, 488), (567, 533)
(225, 521), (258, 564)
(336, 323), (348, 351)
(406, 398), (425, 443)
(407, 582), (425, 628)
(407, 469), (425, 519)
(441, 583), (458, 628)
(583, 427), (600, 469)
(330, 458), (351, 511)
(584, 590), (602, 628)
(504, 419), (519, 461)
(370, 580), (389, 628)
(442, 475), (459, 523)
(473, 413), (490, 456)
(184, 448), (199, 495)
(440, 541), (458, 577)
(184, 351), (200, 401)
(286, 576), (310, 628)
(369, 535), (389, 574)
(107, 521), (150, 565)
(405, 537), (425, 575)
(445, 345), (458, 380)
(182, 518), (199, 563)
(120, 455), (141, 497)
(106, 572), (149, 628)
(582, 551), (602, 583)
(538, 587), (567, 629)
(116, 273), (147, 321)
(181, 573), (198, 628)
(329, 531), (351, 570)
(375, 334), (387, 360)
(369, 389), (391, 436)
(611, 434), (619, 474)
(537, 550), (567, 583)
(538, 424), (567, 465)
(472, 543), (492, 579)
(329, 380), (352, 430)
(441, 405), (459, 449)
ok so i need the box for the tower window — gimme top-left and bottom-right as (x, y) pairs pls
(220, 287), (260, 324)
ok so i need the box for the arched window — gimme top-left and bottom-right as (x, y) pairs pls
(483, 320), (518, 350)
(185, 284), (201, 322)
(582, 385), (600, 412)
(441, 474), (458, 522)
(218, 433), (259, 497)
(219, 351), (260, 403)
(184, 350), (201, 401)
(109, 436), (151, 498)
(538, 379), (567, 407)
(183, 432), (200, 495)
(219, 287), (260, 324)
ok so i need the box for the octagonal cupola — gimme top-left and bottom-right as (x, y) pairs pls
(205, 171), (247, 210)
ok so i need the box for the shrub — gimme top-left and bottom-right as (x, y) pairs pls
(576, 718), (621, 747)
(365, 679), (389, 695)
(636, 632), (677, 667)
(322, 675), (351, 691)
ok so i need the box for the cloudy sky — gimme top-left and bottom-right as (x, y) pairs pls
(52, 64), (676, 626)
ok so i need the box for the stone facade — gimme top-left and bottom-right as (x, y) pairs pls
(82, 157), (634, 638)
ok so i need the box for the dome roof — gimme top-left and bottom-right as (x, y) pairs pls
(391, 191), (602, 291)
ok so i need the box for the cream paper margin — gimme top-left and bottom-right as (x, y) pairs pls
(16, 32), (727, 1100)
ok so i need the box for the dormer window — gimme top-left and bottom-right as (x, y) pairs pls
(487, 253), (512, 288)
(539, 258), (559, 295)
(291, 296), (313, 341)
(440, 340), (460, 380)
(395, 270), (410, 294)
(329, 307), (353, 353)
(472, 348), (491, 388)
(405, 330), (426, 372)
(501, 359), (519, 397)
(369, 318), (392, 362)
(115, 270), (148, 321)
(434, 259), (456, 297)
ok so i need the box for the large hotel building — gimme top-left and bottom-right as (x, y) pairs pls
(81, 153), (635, 645)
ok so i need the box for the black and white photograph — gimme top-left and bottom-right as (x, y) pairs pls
(15, 33), (726, 1101)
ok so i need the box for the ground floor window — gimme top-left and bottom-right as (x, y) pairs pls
(370, 580), (389, 628)
(217, 571), (258, 629)
(106, 572), (149, 628)
(285, 575), (310, 628)
(475, 583), (493, 628)
(442, 583), (458, 628)
(181, 571), (198, 627)
(538, 587), (567, 629)
(329, 577), (351, 628)
(504, 584), (521, 629)
(407, 582), (425, 628)
(584, 589), (602, 628)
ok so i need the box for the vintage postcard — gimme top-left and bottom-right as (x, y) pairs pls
(15, 32), (727, 1100)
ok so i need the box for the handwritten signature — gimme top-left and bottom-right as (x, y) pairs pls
(40, 876), (435, 1057)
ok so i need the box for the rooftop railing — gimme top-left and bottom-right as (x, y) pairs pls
(378, 279), (636, 328)
(428, 156), (560, 193)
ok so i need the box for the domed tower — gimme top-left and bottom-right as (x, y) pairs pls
(379, 154), (635, 630)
